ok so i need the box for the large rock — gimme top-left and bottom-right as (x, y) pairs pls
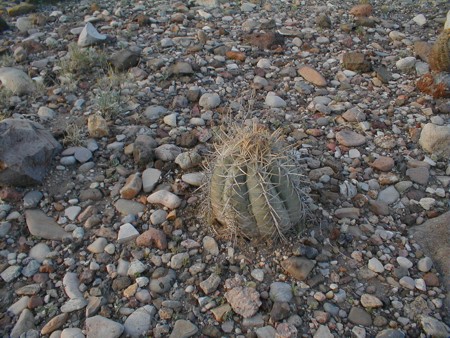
(419, 123), (450, 159)
(410, 212), (450, 310)
(0, 67), (35, 95)
(25, 209), (72, 241)
(0, 119), (61, 186)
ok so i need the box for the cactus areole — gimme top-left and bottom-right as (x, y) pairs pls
(208, 125), (307, 241)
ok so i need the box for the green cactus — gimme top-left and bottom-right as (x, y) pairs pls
(207, 124), (308, 241)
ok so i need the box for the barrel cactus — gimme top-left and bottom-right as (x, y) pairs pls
(429, 29), (450, 72)
(206, 124), (308, 241)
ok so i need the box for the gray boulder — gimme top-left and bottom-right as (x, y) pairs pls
(0, 119), (61, 186)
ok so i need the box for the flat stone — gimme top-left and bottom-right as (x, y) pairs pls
(211, 304), (232, 322)
(256, 326), (277, 338)
(147, 190), (181, 209)
(281, 257), (315, 281)
(41, 313), (68, 335)
(169, 320), (198, 338)
(336, 130), (366, 147)
(149, 268), (176, 294)
(270, 282), (293, 302)
(170, 252), (189, 270)
(61, 298), (87, 312)
(406, 167), (429, 185)
(265, 94), (286, 108)
(377, 186), (399, 205)
(23, 191), (43, 208)
(348, 307), (372, 326)
(397, 257), (413, 269)
(25, 209), (71, 241)
(124, 306), (155, 338)
(154, 144), (181, 161)
(361, 294), (383, 308)
(371, 156), (395, 171)
(376, 329), (405, 338)
(335, 207), (360, 219)
(419, 315), (450, 337)
(87, 237), (108, 254)
(368, 258), (384, 273)
(142, 168), (161, 193)
(7, 296), (29, 315)
(114, 199), (145, 216)
(61, 328), (84, 338)
(181, 172), (205, 186)
(10, 309), (35, 338)
(298, 66), (327, 86)
(65, 206), (81, 221)
(85, 316), (124, 338)
(1, 265), (21, 282)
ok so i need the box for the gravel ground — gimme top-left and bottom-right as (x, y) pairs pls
(0, 0), (449, 337)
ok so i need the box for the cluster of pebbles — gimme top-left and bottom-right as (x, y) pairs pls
(0, 0), (450, 337)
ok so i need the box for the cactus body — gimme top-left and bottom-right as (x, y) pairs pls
(208, 125), (306, 241)
(429, 29), (450, 72)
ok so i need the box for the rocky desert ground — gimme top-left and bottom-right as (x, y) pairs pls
(0, 0), (450, 337)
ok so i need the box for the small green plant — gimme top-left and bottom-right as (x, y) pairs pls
(63, 123), (84, 146)
(0, 88), (13, 121)
(0, 54), (15, 67)
(58, 43), (108, 76)
(95, 89), (122, 119)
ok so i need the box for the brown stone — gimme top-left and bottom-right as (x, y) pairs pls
(370, 156), (395, 171)
(120, 173), (142, 199)
(336, 130), (366, 147)
(423, 272), (440, 287)
(225, 51), (246, 62)
(41, 313), (68, 335)
(369, 200), (390, 216)
(281, 257), (315, 281)
(349, 4), (373, 17)
(244, 32), (285, 50)
(342, 52), (372, 73)
(297, 66), (327, 87)
(88, 114), (109, 138)
(136, 227), (168, 250)
(414, 41), (432, 63)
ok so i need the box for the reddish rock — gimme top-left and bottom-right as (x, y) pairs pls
(28, 295), (43, 309)
(120, 173), (143, 200)
(244, 32), (284, 50)
(225, 51), (246, 62)
(349, 4), (373, 17)
(136, 227), (168, 250)
(423, 272), (440, 287)
(370, 156), (395, 172)
(342, 52), (372, 73)
(0, 187), (22, 201)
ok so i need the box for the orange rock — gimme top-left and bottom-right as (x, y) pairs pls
(226, 51), (246, 62)
(349, 4), (373, 17)
(136, 227), (168, 250)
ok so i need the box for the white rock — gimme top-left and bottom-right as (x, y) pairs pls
(163, 113), (178, 127)
(415, 278), (427, 292)
(203, 236), (219, 256)
(117, 223), (139, 244)
(61, 327), (85, 338)
(396, 257), (413, 269)
(0, 67), (35, 95)
(127, 260), (147, 276)
(147, 190), (181, 209)
(142, 168), (161, 193)
(395, 57), (416, 72)
(412, 14), (427, 26)
(419, 197), (435, 210)
(78, 22), (107, 47)
(368, 258), (384, 273)
(199, 92), (221, 109)
(63, 272), (84, 299)
(265, 93), (286, 108)
(257, 58), (271, 68)
(65, 206), (81, 221)
(124, 306), (155, 338)
(251, 269), (264, 282)
(29, 243), (50, 263)
(418, 257), (433, 272)
(182, 172), (205, 186)
(87, 237), (108, 254)
(86, 316), (124, 338)
(38, 107), (56, 120)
